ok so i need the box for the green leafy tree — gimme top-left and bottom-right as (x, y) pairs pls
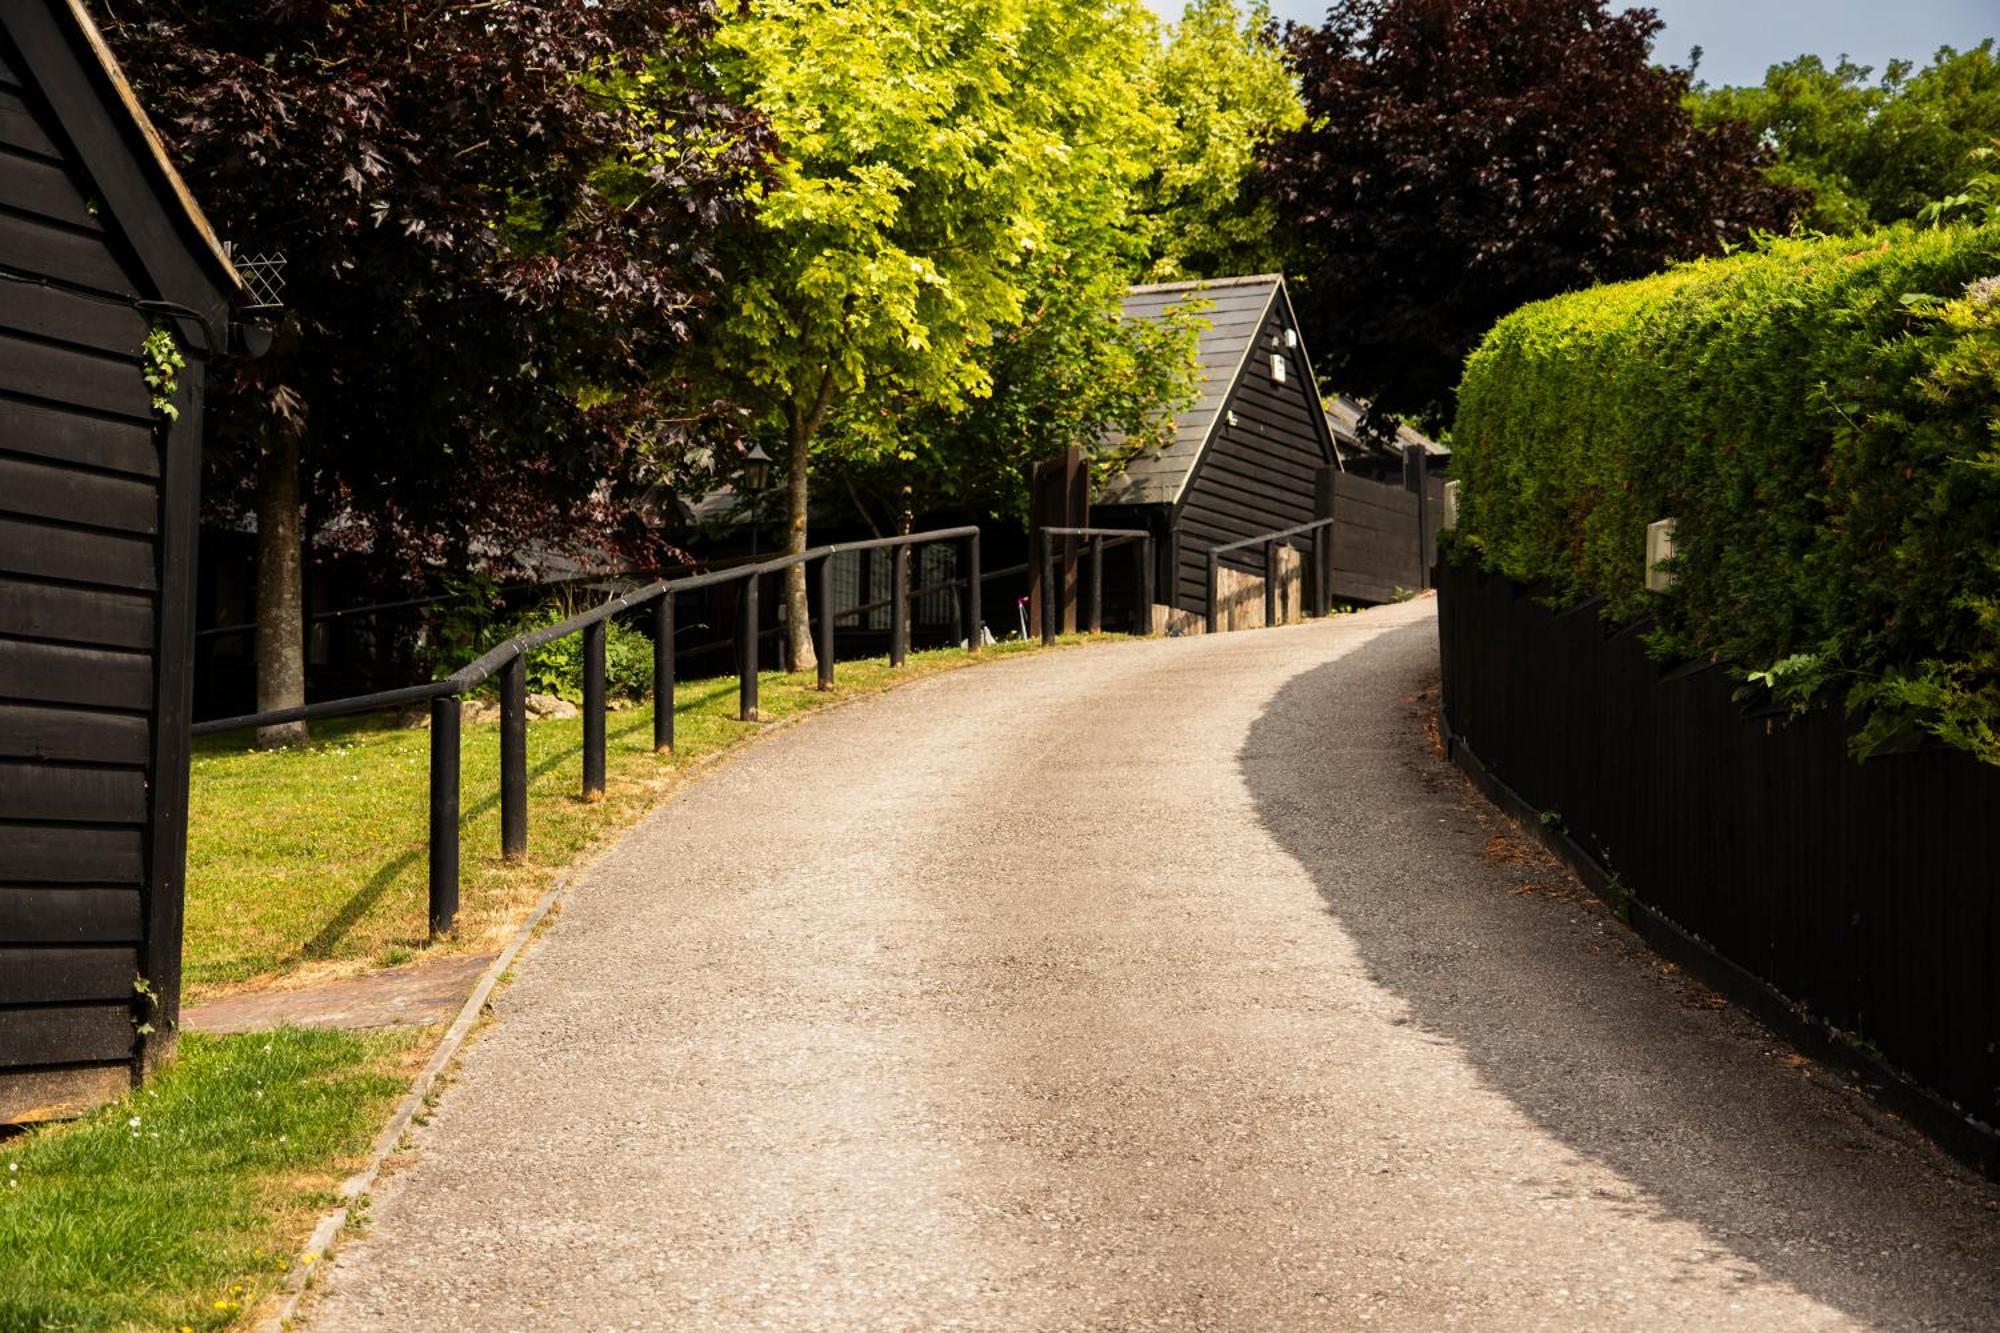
(1691, 43), (2000, 232)
(1141, 0), (1306, 280)
(707, 0), (1198, 668)
(835, 264), (1206, 534)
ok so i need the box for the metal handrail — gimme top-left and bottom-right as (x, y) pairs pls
(1209, 516), (1332, 558)
(1035, 526), (1154, 646)
(1203, 517), (1336, 634)
(194, 526), (982, 938)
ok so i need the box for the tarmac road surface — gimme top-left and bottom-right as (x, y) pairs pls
(308, 599), (2000, 1331)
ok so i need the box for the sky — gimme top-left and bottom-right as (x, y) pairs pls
(1146, 0), (2000, 88)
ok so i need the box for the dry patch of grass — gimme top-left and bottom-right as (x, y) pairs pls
(186, 639), (1095, 999)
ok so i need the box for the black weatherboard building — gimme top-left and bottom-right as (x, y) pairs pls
(1094, 274), (1344, 620)
(0, 1), (247, 1120)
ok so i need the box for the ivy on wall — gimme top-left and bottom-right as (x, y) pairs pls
(140, 324), (184, 422)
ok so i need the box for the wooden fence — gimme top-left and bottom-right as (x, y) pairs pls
(189, 528), (985, 943)
(1437, 560), (2000, 1174)
(1326, 471), (1444, 605)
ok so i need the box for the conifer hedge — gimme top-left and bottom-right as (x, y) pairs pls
(1451, 223), (2000, 763)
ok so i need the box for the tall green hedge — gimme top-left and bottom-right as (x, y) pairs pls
(1451, 223), (2000, 762)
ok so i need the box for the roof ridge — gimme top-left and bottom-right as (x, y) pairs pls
(58, 0), (247, 299)
(1127, 272), (1284, 296)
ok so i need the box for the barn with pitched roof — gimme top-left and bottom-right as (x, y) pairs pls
(1094, 274), (1344, 620)
(1, 0), (250, 1120)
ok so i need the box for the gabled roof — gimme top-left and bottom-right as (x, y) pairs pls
(4, 0), (247, 334)
(1099, 274), (1338, 507)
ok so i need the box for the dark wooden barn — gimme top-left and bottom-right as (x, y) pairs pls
(1094, 275), (1344, 625)
(1, 0), (247, 1121)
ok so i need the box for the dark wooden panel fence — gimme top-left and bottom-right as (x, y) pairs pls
(1437, 560), (2000, 1170)
(1327, 471), (1442, 606)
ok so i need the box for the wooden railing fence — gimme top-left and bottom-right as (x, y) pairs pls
(191, 528), (981, 937)
(1037, 527), (1154, 645)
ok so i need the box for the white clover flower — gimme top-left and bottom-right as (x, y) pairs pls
(127, 1115), (141, 1129)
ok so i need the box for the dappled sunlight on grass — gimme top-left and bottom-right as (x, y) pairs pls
(185, 638), (1096, 998)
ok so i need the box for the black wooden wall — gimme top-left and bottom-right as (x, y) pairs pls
(0, 26), (206, 1121)
(1168, 301), (1336, 613)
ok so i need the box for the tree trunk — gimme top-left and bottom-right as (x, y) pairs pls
(253, 433), (308, 748)
(781, 422), (817, 674)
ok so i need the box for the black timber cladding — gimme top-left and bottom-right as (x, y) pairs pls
(1097, 275), (1342, 614)
(0, 1), (243, 1119)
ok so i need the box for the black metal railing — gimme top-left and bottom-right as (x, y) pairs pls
(1204, 518), (1335, 634)
(191, 527), (981, 937)
(1037, 527), (1154, 646)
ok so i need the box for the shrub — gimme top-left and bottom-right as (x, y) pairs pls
(438, 593), (656, 702)
(1451, 222), (2000, 763)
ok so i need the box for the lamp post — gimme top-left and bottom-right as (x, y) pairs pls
(743, 442), (772, 560)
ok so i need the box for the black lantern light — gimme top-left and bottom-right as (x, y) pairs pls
(743, 442), (773, 494)
(743, 442), (773, 560)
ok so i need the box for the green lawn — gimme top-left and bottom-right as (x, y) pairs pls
(187, 640), (1088, 997)
(0, 1028), (421, 1332)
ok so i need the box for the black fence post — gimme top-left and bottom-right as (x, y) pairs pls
(1264, 540), (1281, 627)
(890, 543), (910, 667)
(582, 620), (606, 800)
(1311, 528), (1328, 619)
(1088, 538), (1104, 635)
(428, 695), (461, 938)
(654, 591), (675, 754)
(966, 531), (982, 651)
(1314, 465), (1337, 617)
(739, 573), (760, 721)
(1205, 548), (1220, 636)
(1137, 535), (1155, 636)
(816, 555), (836, 689)
(499, 656), (527, 861)
(1041, 530), (1057, 646)
(1404, 441), (1430, 592)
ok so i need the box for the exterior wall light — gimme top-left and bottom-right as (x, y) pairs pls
(1646, 518), (1677, 592)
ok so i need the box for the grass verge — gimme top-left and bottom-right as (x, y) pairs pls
(0, 1028), (423, 1331)
(187, 639), (1095, 998)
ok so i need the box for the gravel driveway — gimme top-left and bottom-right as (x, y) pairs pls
(308, 599), (2000, 1330)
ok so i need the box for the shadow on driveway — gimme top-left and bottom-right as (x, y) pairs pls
(1240, 618), (2000, 1329)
